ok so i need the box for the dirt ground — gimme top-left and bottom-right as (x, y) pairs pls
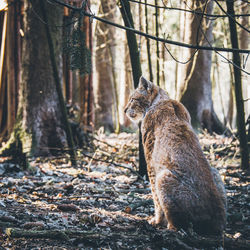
(0, 132), (249, 249)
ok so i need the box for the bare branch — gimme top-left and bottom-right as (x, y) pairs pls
(128, 0), (250, 18)
(49, 0), (250, 55)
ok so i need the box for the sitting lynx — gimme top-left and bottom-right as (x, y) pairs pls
(125, 76), (226, 235)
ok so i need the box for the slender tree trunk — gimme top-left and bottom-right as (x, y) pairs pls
(108, 43), (120, 133)
(94, 0), (116, 132)
(14, 0), (21, 112)
(154, 0), (159, 86)
(118, 0), (142, 85)
(79, 12), (94, 130)
(119, 40), (132, 129)
(178, 0), (226, 134)
(0, 11), (7, 133)
(239, 2), (249, 143)
(124, 47), (133, 127)
(6, 4), (16, 135)
(62, 13), (72, 104)
(227, 54), (235, 128)
(119, 0), (147, 178)
(221, 16), (235, 129)
(144, 0), (153, 82)
(226, 0), (249, 170)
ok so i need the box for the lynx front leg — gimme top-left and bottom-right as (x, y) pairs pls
(155, 169), (182, 231)
(149, 178), (167, 226)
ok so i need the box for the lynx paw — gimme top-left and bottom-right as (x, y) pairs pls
(167, 223), (177, 232)
(149, 216), (168, 227)
(149, 217), (159, 226)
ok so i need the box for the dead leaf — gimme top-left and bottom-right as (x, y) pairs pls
(124, 206), (132, 214)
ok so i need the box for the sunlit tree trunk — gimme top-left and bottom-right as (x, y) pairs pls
(1, 0), (66, 159)
(0, 10), (8, 136)
(239, 2), (249, 128)
(0, 1), (21, 138)
(178, 0), (225, 134)
(6, 4), (17, 135)
(144, 0), (153, 82)
(239, 2), (250, 144)
(119, 43), (132, 128)
(94, 0), (116, 132)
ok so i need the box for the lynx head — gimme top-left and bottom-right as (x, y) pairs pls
(124, 76), (160, 123)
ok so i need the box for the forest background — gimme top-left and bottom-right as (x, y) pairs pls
(0, 0), (249, 168)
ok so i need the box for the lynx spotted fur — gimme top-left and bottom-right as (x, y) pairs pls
(124, 76), (226, 235)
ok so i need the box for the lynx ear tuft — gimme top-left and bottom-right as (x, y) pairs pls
(139, 76), (152, 91)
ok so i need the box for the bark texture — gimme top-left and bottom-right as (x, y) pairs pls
(94, 0), (116, 132)
(1, 0), (66, 157)
(119, 0), (146, 178)
(226, 0), (249, 170)
(178, 0), (225, 134)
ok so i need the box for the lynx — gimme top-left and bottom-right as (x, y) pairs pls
(124, 76), (226, 235)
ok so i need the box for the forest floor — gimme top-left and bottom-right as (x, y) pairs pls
(0, 131), (249, 249)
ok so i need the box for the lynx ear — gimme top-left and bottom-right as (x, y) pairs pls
(138, 76), (152, 91)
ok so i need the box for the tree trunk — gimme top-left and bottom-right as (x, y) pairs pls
(0, 10), (7, 135)
(226, 0), (249, 170)
(239, 1), (249, 144)
(144, 0), (153, 82)
(119, 0), (147, 178)
(119, 44), (132, 128)
(39, 0), (76, 165)
(1, 0), (67, 159)
(178, 0), (225, 134)
(94, 0), (116, 132)
(154, 0), (160, 86)
(79, 13), (94, 130)
(118, 0), (142, 86)
(6, 4), (16, 135)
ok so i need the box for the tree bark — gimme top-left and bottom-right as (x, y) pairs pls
(39, 0), (76, 166)
(226, 0), (249, 170)
(118, 0), (142, 86)
(239, 2), (249, 144)
(6, 4), (16, 135)
(144, 0), (153, 82)
(0, 10), (7, 134)
(0, 0), (68, 160)
(154, 0), (160, 86)
(79, 13), (94, 131)
(94, 0), (116, 132)
(118, 0), (147, 178)
(120, 45), (132, 128)
(178, 0), (226, 134)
